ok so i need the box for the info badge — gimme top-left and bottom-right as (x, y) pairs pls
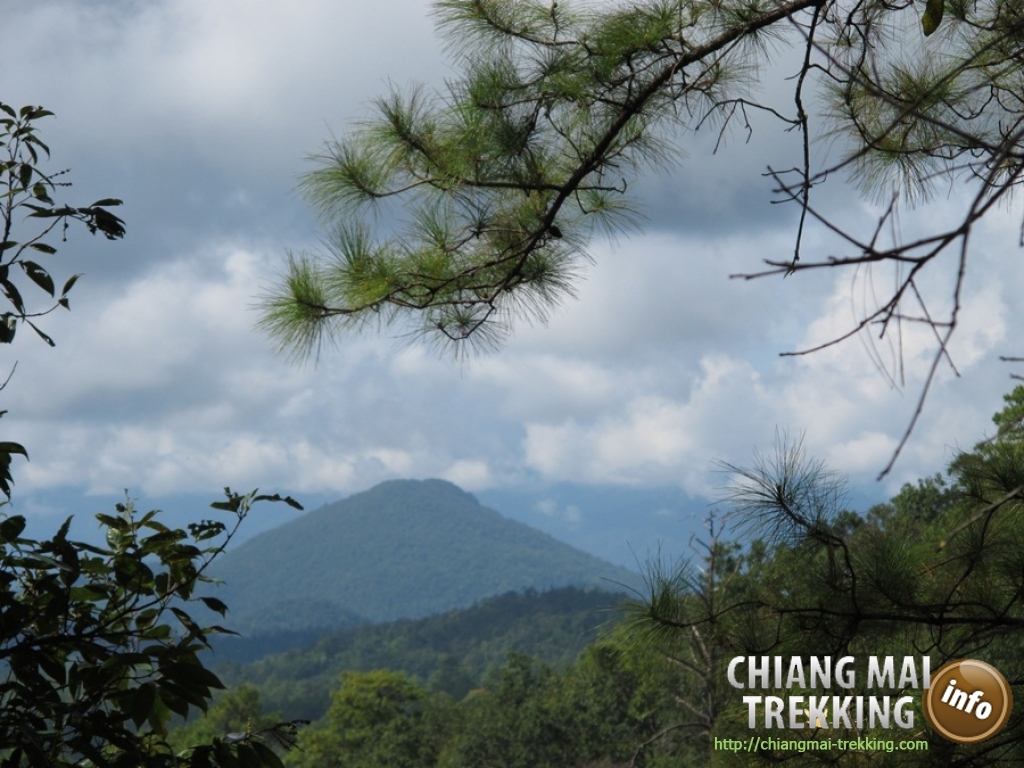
(923, 659), (1013, 744)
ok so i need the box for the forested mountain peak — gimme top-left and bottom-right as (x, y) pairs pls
(205, 479), (640, 634)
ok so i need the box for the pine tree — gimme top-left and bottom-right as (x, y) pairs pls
(634, 391), (1024, 765)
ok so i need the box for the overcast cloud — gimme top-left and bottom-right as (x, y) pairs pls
(3, 1), (1022, 559)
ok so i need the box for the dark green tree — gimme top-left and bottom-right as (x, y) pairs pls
(0, 489), (305, 767)
(0, 102), (125, 498)
(289, 669), (455, 768)
(0, 104), (303, 767)
(626, 514), (774, 765)
(446, 654), (571, 768)
(634, 393), (1024, 766)
(166, 685), (285, 757)
(0, 103), (125, 344)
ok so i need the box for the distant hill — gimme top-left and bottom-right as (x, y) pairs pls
(214, 585), (627, 722)
(204, 479), (641, 635)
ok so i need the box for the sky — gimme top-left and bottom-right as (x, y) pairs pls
(2, 1), (1022, 566)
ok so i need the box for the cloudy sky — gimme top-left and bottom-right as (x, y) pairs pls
(2, 1), (1022, 563)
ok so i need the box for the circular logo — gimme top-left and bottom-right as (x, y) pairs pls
(923, 659), (1013, 744)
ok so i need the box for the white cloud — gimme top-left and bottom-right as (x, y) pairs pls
(2, 1), (446, 177)
(520, 354), (774, 492)
(3, 0), (1023, 525)
(536, 499), (557, 516)
(8, 207), (1021, 507)
(442, 460), (492, 491)
(531, 498), (582, 524)
(469, 354), (623, 421)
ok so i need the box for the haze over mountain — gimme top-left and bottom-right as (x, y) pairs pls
(205, 479), (642, 634)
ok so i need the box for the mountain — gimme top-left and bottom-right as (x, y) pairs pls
(204, 479), (642, 634)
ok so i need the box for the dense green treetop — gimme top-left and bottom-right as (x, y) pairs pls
(216, 586), (624, 722)
(632, 389), (1024, 765)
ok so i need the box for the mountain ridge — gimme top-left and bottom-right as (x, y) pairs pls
(206, 478), (641, 634)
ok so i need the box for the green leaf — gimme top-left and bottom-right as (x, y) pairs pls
(214, 740), (242, 768)
(0, 104), (15, 118)
(26, 320), (55, 347)
(156, 684), (194, 719)
(21, 261), (55, 296)
(163, 660), (224, 690)
(31, 183), (53, 204)
(61, 273), (81, 296)
(83, 206), (126, 240)
(21, 134), (50, 158)
(138, 510), (168, 530)
(23, 203), (64, 218)
(102, 653), (156, 673)
(105, 527), (128, 551)
(0, 442), (28, 458)
(0, 463), (14, 498)
(252, 492), (304, 511)
(0, 514), (27, 540)
(147, 689), (173, 736)
(0, 315), (15, 344)
(250, 742), (285, 768)
(54, 515), (72, 542)
(170, 606), (206, 641)
(2, 278), (25, 314)
(203, 624), (240, 637)
(129, 684), (156, 729)
(188, 519), (227, 541)
(95, 512), (130, 531)
(235, 744), (264, 767)
(922, 0), (944, 34)
(210, 487), (243, 513)
(68, 583), (111, 602)
(199, 596), (229, 616)
(90, 198), (123, 207)
(37, 651), (68, 685)
(189, 745), (214, 768)
(28, 242), (57, 255)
